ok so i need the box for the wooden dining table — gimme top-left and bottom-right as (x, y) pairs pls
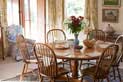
(52, 40), (113, 78)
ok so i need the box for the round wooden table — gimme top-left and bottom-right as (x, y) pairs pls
(53, 41), (113, 78)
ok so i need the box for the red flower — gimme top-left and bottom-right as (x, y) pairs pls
(78, 16), (84, 21)
(72, 18), (80, 27)
(70, 16), (76, 20)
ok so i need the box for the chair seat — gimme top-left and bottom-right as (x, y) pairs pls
(41, 65), (69, 78)
(56, 67), (69, 77)
(81, 65), (108, 79)
(25, 56), (44, 63)
(26, 58), (37, 63)
(57, 59), (70, 64)
(57, 59), (63, 63)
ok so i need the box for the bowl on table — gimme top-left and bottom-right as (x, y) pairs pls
(54, 40), (69, 49)
(83, 39), (96, 48)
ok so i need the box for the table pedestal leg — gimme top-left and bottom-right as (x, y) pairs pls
(71, 60), (78, 79)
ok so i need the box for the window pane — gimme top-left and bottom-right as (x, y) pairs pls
(65, 0), (85, 17)
(7, 0), (19, 25)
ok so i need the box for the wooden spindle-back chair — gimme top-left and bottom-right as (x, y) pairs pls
(111, 34), (123, 81)
(81, 44), (119, 82)
(34, 43), (69, 82)
(46, 29), (71, 71)
(16, 35), (37, 80)
(47, 29), (66, 43)
(87, 29), (106, 41)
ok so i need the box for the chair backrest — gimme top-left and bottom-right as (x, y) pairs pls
(95, 44), (119, 77)
(87, 29), (106, 41)
(34, 43), (58, 77)
(114, 35), (123, 65)
(47, 29), (66, 43)
(16, 35), (30, 62)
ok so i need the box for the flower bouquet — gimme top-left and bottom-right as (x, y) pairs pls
(64, 16), (86, 34)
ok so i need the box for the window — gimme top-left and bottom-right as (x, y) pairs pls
(7, 0), (45, 43)
(23, 0), (38, 41)
(65, 0), (85, 17)
(64, 0), (86, 40)
(21, 0), (45, 42)
(7, 0), (19, 25)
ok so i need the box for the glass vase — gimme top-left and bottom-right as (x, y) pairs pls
(74, 33), (79, 46)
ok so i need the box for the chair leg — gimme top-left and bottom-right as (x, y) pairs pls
(97, 79), (100, 82)
(81, 76), (83, 82)
(66, 74), (70, 82)
(120, 56), (123, 62)
(106, 77), (110, 82)
(87, 60), (90, 68)
(100, 79), (103, 82)
(20, 63), (27, 81)
(93, 79), (96, 82)
(62, 59), (65, 68)
(39, 76), (43, 82)
(112, 66), (116, 80)
(69, 60), (72, 72)
(116, 67), (122, 82)
(25, 63), (28, 73)
(79, 60), (82, 69)
(50, 78), (55, 82)
(38, 65), (42, 81)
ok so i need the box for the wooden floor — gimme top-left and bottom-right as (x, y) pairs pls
(57, 76), (87, 82)
(71, 79), (88, 82)
(0, 57), (123, 82)
(71, 79), (81, 82)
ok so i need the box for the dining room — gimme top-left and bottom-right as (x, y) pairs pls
(0, 0), (123, 82)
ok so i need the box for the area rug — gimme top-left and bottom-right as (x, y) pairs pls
(2, 69), (123, 82)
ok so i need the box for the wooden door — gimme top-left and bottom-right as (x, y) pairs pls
(0, 23), (4, 60)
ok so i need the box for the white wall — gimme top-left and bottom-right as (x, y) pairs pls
(98, 0), (123, 33)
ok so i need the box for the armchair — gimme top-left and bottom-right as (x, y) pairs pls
(7, 25), (35, 61)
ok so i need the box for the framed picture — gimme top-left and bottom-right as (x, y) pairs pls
(103, 0), (121, 6)
(102, 9), (119, 23)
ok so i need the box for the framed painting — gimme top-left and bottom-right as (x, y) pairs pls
(103, 0), (121, 6)
(102, 9), (119, 23)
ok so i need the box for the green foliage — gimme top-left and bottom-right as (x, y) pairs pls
(68, 21), (85, 34)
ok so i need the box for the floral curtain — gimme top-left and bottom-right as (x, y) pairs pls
(85, 0), (98, 29)
(0, 0), (8, 57)
(47, 0), (64, 30)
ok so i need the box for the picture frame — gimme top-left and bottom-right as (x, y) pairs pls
(102, 9), (119, 23)
(103, 0), (121, 6)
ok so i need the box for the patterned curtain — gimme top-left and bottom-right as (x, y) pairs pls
(85, 0), (98, 29)
(47, 0), (64, 30)
(0, 0), (8, 56)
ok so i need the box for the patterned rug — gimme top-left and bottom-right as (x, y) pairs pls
(2, 68), (123, 82)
